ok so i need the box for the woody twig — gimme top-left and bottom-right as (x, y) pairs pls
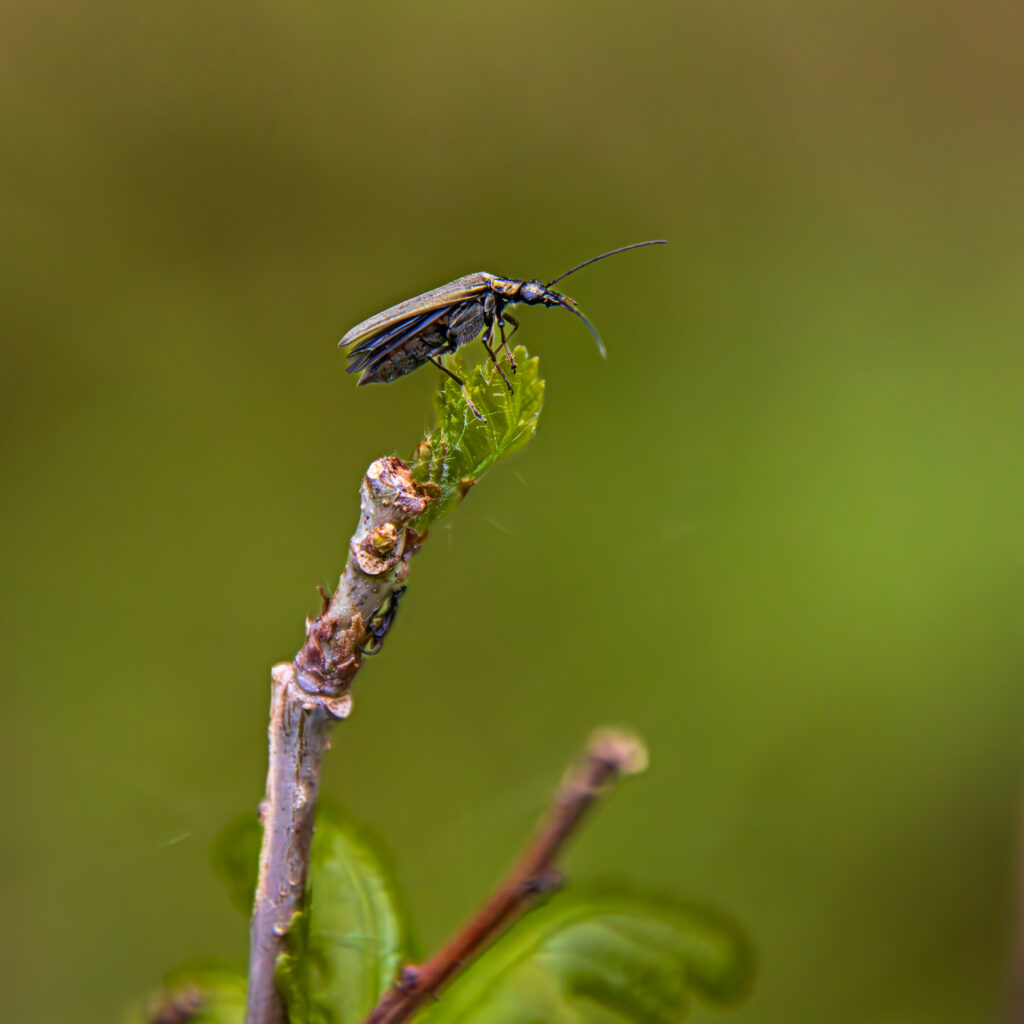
(245, 457), (432, 1024)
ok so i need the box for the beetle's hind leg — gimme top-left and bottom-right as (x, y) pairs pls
(428, 356), (485, 421)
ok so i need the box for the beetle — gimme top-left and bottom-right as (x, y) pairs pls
(340, 240), (666, 419)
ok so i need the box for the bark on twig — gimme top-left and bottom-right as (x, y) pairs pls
(246, 457), (432, 1024)
(364, 729), (648, 1024)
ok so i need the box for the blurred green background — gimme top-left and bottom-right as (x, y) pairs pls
(3, 2), (1023, 1022)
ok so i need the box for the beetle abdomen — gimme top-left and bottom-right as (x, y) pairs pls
(356, 301), (488, 384)
(358, 328), (447, 384)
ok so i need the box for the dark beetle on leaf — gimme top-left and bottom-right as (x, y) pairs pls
(340, 240), (666, 419)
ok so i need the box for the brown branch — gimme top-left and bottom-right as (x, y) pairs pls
(246, 457), (432, 1024)
(1004, 806), (1024, 1024)
(364, 729), (648, 1024)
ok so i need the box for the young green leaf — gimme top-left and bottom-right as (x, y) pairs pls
(210, 808), (411, 1024)
(304, 808), (412, 1024)
(121, 966), (246, 1024)
(410, 346), (544, 528)
(418, 894), (755, 1024)
(210, 813), (263, 917)
(276, 909), (312, 1024)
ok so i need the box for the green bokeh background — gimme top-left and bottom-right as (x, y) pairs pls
(3, 3), (1023, 1022)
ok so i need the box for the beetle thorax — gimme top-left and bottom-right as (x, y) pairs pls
(485, 276), (522, 300)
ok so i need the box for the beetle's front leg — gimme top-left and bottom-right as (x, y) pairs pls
(480, 323), (514, 394)
(478, 296), (514, 393)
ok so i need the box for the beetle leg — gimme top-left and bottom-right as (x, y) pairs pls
(429, 356), (485, 421)
(357, 586), (407, 656)
(357, 623), (385, 656)
(499, 315), (519, 372)
(480, 320), (514, 394)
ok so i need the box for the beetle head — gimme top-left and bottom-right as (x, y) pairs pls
(518, 281), (606, 358)
(518, 240), (666, 358)
(518, 280), (558, 305)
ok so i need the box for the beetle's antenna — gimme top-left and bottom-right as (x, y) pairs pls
(559, 302), (607, 359)
(545, 239), (667, 288)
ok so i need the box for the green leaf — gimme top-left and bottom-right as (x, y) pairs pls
(409, 346), (544, 528)
(277, 909), (312, 1024)
(122, 965), (246, 1024)
(210, 812), (262, 916)
(209, 807), (410, 1024)
(305, 807), (411, 1024)
(418, 894), (755, 1024)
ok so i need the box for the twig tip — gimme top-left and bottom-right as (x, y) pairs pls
(586, 728), (649, 777)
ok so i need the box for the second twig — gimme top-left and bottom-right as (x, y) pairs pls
(365, 729), (648, 1024)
